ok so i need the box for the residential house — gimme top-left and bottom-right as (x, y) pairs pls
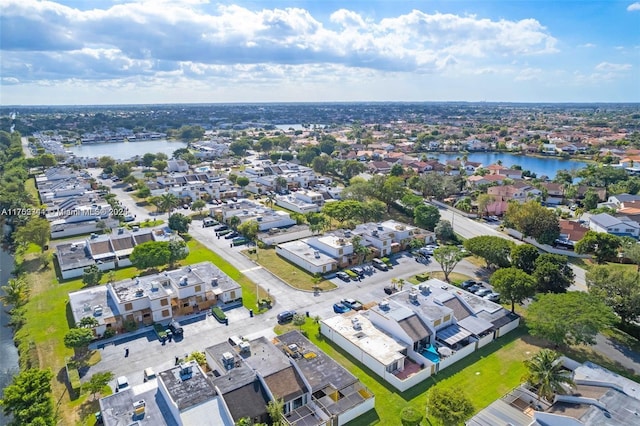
(367, 161), (392, 174)
(68, 262), (241, 334)
(467, 174), (507, 187)
(558, 220), (589, 247)
(275, 237), (344, 274)
(589, 213), (640, 238)
(467, 359), (640, 426)
(213, 200), (296, 231)
(167, 159), (190, 173)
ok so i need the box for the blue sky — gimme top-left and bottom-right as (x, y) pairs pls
(1, 0), (638, 105)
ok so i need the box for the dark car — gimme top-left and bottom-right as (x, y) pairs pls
(224, 231), (239, 239)
(333, 303), (351, 314)
(213, 224), (228, 232)
(461, 280), (478, 290)
(468, 284), (484, 294)
(336, 271), (351, 282)
(384, 285), (398, 295)
(277, 311), (295, 324)
(168, 320), (183, 335)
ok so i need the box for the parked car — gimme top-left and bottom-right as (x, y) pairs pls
(484, 292), (501, 302)
(168, 320), (183, 335)
(372, 258), (388, 271)
(336, 271), (351, 282)
(384, 285), (398, 295)
(203, 217), (217, 228)
(341, 298), (363, 311)
(213, 224), (228, 232)
(475, 288), (492, 297)
(224, 231), (239, 239)
(115, 376), (130, 392)
(461, 280), (478, 290)
(350, 267), (365, 277)
(333, 302), (351, 314)
(143, 368), (156, 382)
(468, 284), (483, 293)
(277, 310), (295, 324)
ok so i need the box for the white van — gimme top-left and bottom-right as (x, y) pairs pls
(143, 368), (156, 382)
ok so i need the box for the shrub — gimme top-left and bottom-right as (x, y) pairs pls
(102, 328), (116, 339)
(153, 323), (167, 339)
(212, 307), (227, 322)
(67, 365), (81, 393)
(415, 273), (430, 282)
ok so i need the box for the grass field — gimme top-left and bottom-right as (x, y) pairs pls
(243, 247), (337, 291)
(276, 319), (541, 426)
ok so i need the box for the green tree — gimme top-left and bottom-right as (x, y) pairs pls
(524, 349), (575, 402)
(266, 398), (285, 426)
(426, 386), (474, 426)
(159, 193), (180, 214)
(292, 313), (306, 331)
(476, 193), (495, 218)
(351, 235), (371, 264)
(0, 368), (55, 426)
(236, 176), (250, 188)
(168, 240), (188, 267)
(136, 185), (151, 198)
(191, 199), (206, 216)
(228, 216), (241, 230)
(82, 264), (103, 287)
(186, 351), (207, 366)
(533, 253), (574, 293)
(434, 220), (455, 242)
(622, 242), (640, 271)
(168, 212), (192, 234)
(504, 200), (560, 245)
(390, 163), (404, 176)
(510, 244), (540, 274)
(15, 217), (50, 252)
(414, 204), (440, 231)
(433, 246), (463, 282)
(0, 277), (29, 308)
(527, 292), (617, 346)
(142, 153), (156, 169)
(63, 327), (94, 351)
(575, 231), (621, 264)
(77, 316), (99, 329)
(371, 175), (407, 212)
(464, 236), (513, 268)
(490, 267), (536, 313)
(130, 241), (172, 269)
(152, 159), (167, 173)
(113, 162), (133, 179)
(582, 190), (600, 210)
(229, 140), (251, 156)
(586, 265), (640, 324)
(84, 371), (114, 401)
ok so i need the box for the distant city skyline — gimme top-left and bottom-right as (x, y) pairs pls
(1, 0), (639, 105)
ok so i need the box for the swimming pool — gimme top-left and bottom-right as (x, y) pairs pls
(421, 346), (440, 363)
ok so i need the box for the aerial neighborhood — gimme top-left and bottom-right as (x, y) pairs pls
(1, 102), (639, 426)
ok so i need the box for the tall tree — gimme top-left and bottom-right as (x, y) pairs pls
(527, 292), (617, 346)
(84, 371), (114, 401)
(130, 241), (172, 269)
(490, 267), (536, 313)
(168, 213), (192, 234)
(426, 386), (474, 426)
(476, 193), (495, 218)
(0, 368), (55, 426)
(524, 349), (575, 402)
(63, 328), (94, 352)
(414, 204), (440, 231)
(510, 244), (540, 274)
(191, 199), (206, 216)
(533, 253), (574, 293)
(586, 265), (640, 324)
(575, 231), (621, 264)
(159, 193), (180, 214)
(82, 264), (104, 287)
(434, 220), (455, 242)
(503, 200), (560, 245)
(464, 236), (513, 268)
(622, 242), (640, 271)
(433, 246), (463, 282)
(266, 398), (285, 426)
(168, 240), (188, 267)
(0, 277), (29, 308)
(14, 217), (50, 252)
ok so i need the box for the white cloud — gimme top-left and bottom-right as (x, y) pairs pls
(579, 43), (596, 48)
(515, 67), (543, 81)
(595, 62), (632, 71)
(1, 0), (559, 83)
(627, 2), (640, 11)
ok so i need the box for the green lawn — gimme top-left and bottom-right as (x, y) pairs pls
(243, 247), (337, 291)
(277, 320), (541, 426)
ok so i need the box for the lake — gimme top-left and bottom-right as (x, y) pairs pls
(431, 152), (588, 179)
(69, 139), (188, 160)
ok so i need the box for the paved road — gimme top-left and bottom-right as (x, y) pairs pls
(437, 205), (588, 290)
(594, 333), (640, 376)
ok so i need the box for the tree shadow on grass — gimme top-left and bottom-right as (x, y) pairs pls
(56, 366), (79, 401)
(78, 397), (101, 424)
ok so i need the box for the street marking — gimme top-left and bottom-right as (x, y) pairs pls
(240, 266), (263, 273)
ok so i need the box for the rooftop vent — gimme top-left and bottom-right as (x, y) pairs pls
(90, 233), (98, 239)
(179, 363), (193, 379)
(133, 400), (146, 417)
(288, 344), (299, 353)
(222, 352), (235, 369)
(409, 291), (418, 303)
(377, 225), (384, 231)
(118, 228), (124, 234)
(238, 341), (251, 354)
(83, 303), (91, 312)
(314, 251), (320, 259)
(135, 288), (144, 297)
(93, 305), (103, 316)
(150, 281), (159, 292)
(211, 278), (219, 287)
(344, 230), (352, 238)
(179, 276), (189, 286)
(379, 301), (390, 311)
(419, 284), (430, 295)
(351, 318), (362, 330)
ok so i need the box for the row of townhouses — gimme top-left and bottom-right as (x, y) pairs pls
(98, 330), (374, 426)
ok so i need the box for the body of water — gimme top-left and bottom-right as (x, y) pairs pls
(0, 246), (19, 425)
(69, 139), (188, 160)
(431, 152), (588, 179)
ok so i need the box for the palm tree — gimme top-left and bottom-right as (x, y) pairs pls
(0, 278), (29, 308)
(274, 176), (288, 193)
(524, 349), (575, 402)
(159, 193), (180, 215)
(265, 191), (275, 207)
(228, 216), (241, 230)
(351, 235), (370, 264)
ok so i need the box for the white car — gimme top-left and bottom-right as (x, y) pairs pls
(115, 376), (130, 392)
